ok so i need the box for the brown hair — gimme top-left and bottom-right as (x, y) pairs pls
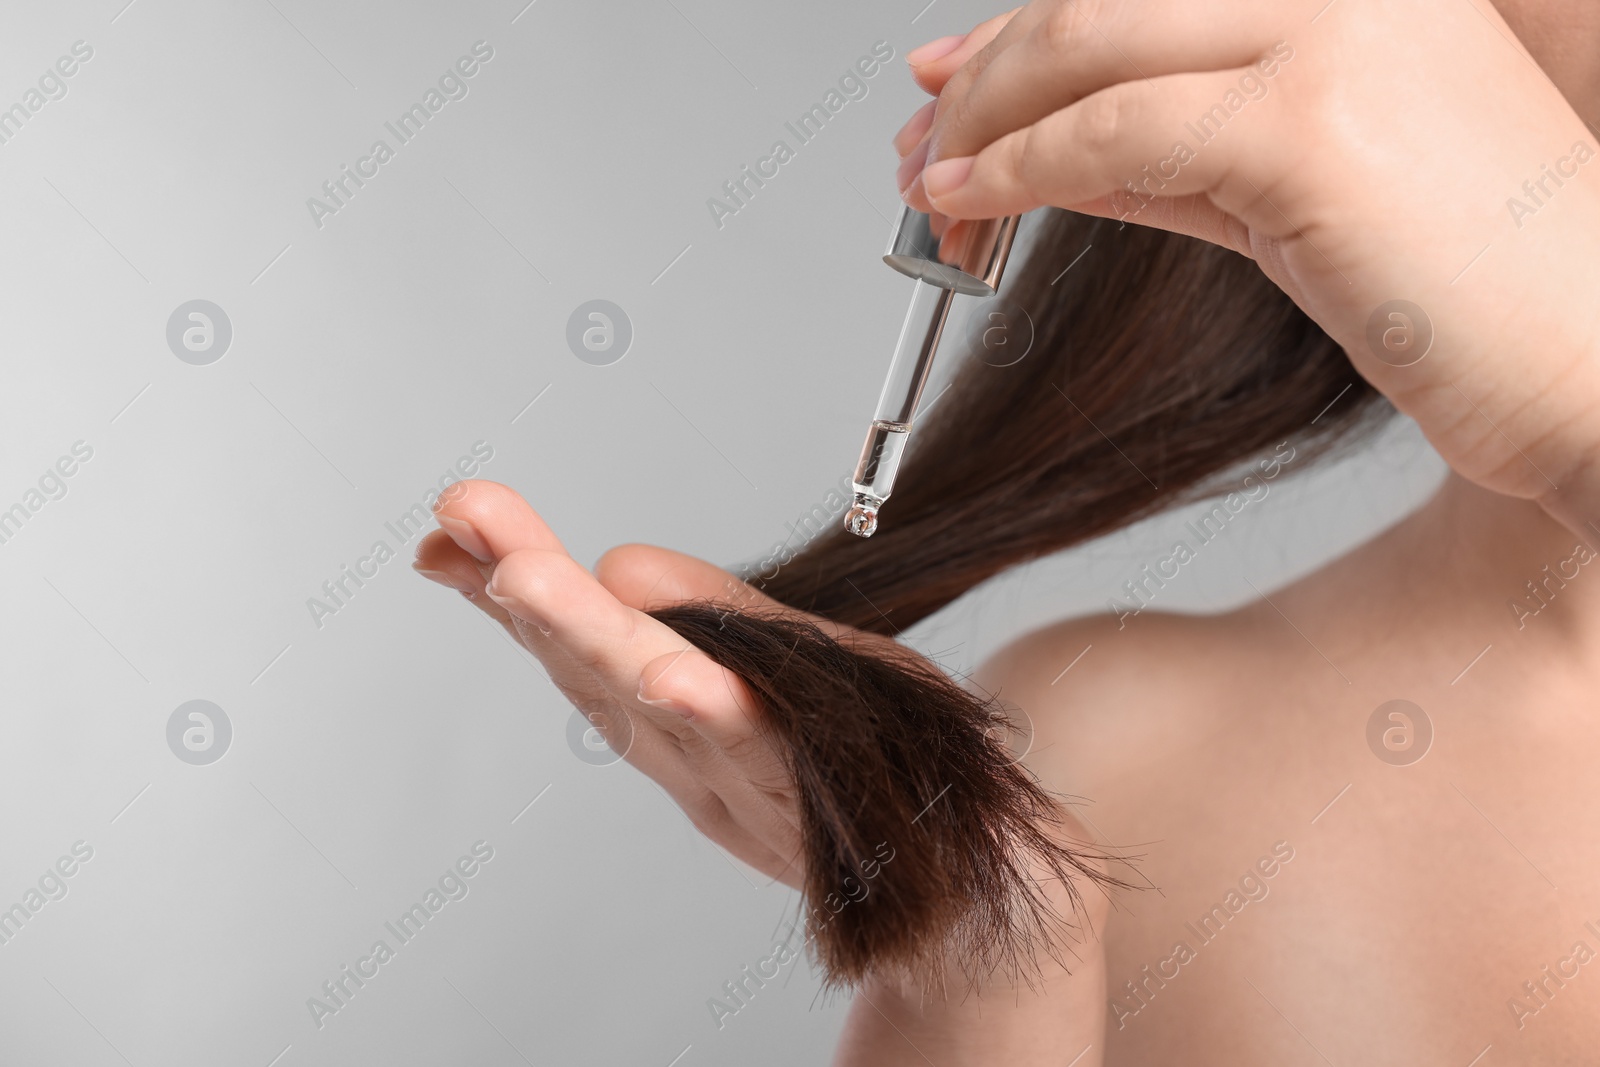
(649, 208), (1387, 993)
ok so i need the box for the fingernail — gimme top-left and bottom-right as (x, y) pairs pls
(435, 480), (471, 508)
(896, 137), (930, 193)
(893, 102), (936, 157)
(484, 571), (551, 633)
(637, 647), (695, 716)
(636, 683), (694, 719)
(907, 34), (965, 66)
(922, 156), (974, 202)
(436, 514), (493, 562)
(901, 170), (928, 210)
(413, 565), (467, 590)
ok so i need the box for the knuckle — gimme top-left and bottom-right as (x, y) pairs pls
(716, 728), (768, 767)
(686, 795), (731, 839)
(962, 40), (998, 82)
(1073, 90), (1126, 155)
(931, 43), (997, 153)
(492, 547), (561, 596)
(654, 711), (699, 747)
(1016, 123), (1059, 203)
(1037, 2), (1088, 57)
(656, 716), (694, 751)
(931, 87), (972, 155)
(562, 636), (610, 674)
(940, 59), (975, 102)
(956, 25), (1005, 85)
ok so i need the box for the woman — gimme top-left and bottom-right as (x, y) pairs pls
(415, 1), (1600, 1062)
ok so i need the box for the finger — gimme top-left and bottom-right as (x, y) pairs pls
(432, 479), (567, 564)
(641, 651), (798, 845)
(595, 542), (862, 650)
(486, 547), (718, 707)
(417, 489), (598, 669)
(936, 217), (988, 265)
(595, 543), (786, 615)
(412, 528), (485, 595)
(896, 135), (931, 194)
(594, 706), (795, 880)
(922, 69), (1279, 223)
(639, 647), (802, 862)
(926, 3), (1282, 171)
(907, 8), (1025, 97)
(904, 34), (965, 72)
(638, 647), (768, 760)
(1069, 190), (1256, 259)
(428, 479), (623, 672)
(424, 489), (801, 881)
(676, 789), (798, 887)
(439, 534), (778, 853)
(899, 6), (1037, 210)
(893, 100), (935, 158)
(686, 800), (795, 885)
(486, 549), (785, 795)
(506, 545), (797, 805)
(412, 528), (522, 631)
(413, 532), (771, 854)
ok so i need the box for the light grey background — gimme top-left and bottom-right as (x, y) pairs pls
(0, 1), (1446, 1064)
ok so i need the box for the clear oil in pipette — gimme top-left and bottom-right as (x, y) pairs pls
(846, 420), (910, 537)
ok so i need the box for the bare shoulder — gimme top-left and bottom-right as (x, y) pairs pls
(970, 608), (1260, 796)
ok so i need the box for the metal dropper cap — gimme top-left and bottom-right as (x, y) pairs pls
(845, 207), (1022, 537)
(882, 205), (1020, 295)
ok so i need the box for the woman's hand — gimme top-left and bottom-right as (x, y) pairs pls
(898, 1), (1600, 540)
(412, 479), (811, 889)
(415, 481), (1120, 1060)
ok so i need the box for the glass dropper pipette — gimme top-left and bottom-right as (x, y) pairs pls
(845, 207), (1022, 537)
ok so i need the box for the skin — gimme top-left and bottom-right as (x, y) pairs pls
(901, 0), (1600, 544)
(970, 472), (1600, 1065)
(415, 0), (1600, 1061)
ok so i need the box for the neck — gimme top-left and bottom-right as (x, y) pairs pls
(1394, 472), (1600, 645)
